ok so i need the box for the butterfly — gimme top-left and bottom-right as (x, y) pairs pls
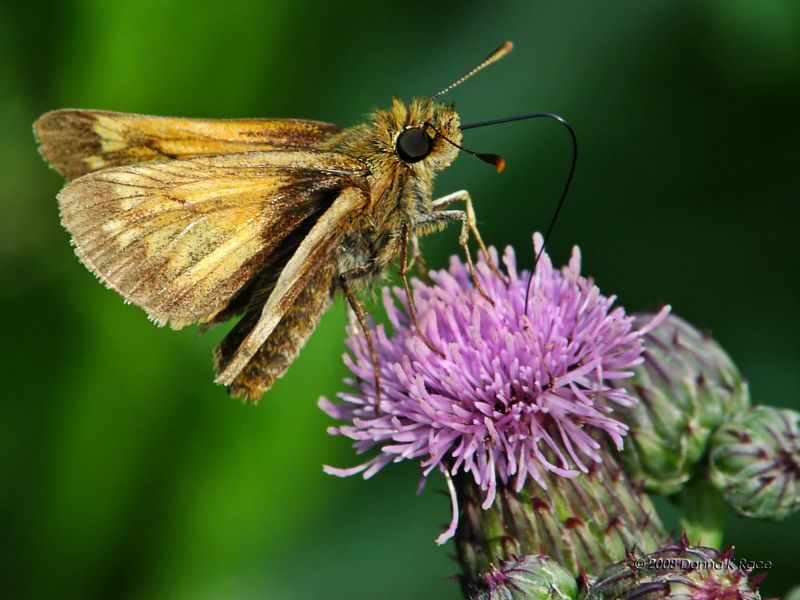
(34, 42), (516, 402)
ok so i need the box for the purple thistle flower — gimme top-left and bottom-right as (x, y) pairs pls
(320, 234), (669, 543)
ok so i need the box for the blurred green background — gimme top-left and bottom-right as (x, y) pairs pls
(1, 1), (798, 598)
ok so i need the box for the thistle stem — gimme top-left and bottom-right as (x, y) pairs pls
(677, 475), (724, 549)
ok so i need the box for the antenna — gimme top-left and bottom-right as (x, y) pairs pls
(425, 121), (505, 172)
(460, 112), (578, 314)
(432, 41), (513, 99)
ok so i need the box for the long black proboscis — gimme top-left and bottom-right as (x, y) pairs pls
(460, 112), (577, 314)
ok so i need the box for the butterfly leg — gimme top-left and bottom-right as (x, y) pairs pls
(340, 272), (382, 413)
(413, 211), (496, 302)
(407, 233), (428, 279)
(430, 190), (508, 285)
(399, 223), (445, 357)
(413, 209), (492, 301)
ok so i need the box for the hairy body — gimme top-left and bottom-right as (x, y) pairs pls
(35, 98), (483, 401)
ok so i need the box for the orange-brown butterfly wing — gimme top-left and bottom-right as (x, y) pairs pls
(56, 150), (367, 329)
(214, 186), (368, 385)
(34, 109), (341, 180)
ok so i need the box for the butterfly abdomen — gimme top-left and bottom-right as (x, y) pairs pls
(221, 257), (339, 402)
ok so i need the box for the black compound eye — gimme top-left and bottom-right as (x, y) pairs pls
(396, 127), (433, 163)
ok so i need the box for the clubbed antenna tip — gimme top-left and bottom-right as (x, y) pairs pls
(432, 41), (513, 99)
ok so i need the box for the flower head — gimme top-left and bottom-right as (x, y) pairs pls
(476, 553), (578, 600)
(320, 234), (669, 542)
(620, 313), (750, 496)
(710, 405), (800, 521)
(586, 536), (765, 599)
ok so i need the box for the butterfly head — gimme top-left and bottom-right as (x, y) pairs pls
(364, 97), (503, 175)
(382, 97), (461, 172)
(336, 42), (514, 174)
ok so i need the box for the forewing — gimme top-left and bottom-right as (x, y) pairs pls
(215, 186), (367, 385)
(58, 151), (366, 328)
(35, 110), (341, 180)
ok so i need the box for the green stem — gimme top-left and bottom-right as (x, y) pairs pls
(677, 475), (724, 549)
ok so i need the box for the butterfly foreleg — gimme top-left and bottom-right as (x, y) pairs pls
(398, 223), (445, 358)
(427, 190), (508, 285)
(430, 190), (490, 261)
(413, 206), (493, 302)
(406, 232), (427, 279)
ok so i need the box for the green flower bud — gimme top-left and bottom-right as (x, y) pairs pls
(709, 405), (800, 521)
(586, 538), (765, 599)
(472, 554), (577, 600)
(619, 314), (749, 495)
